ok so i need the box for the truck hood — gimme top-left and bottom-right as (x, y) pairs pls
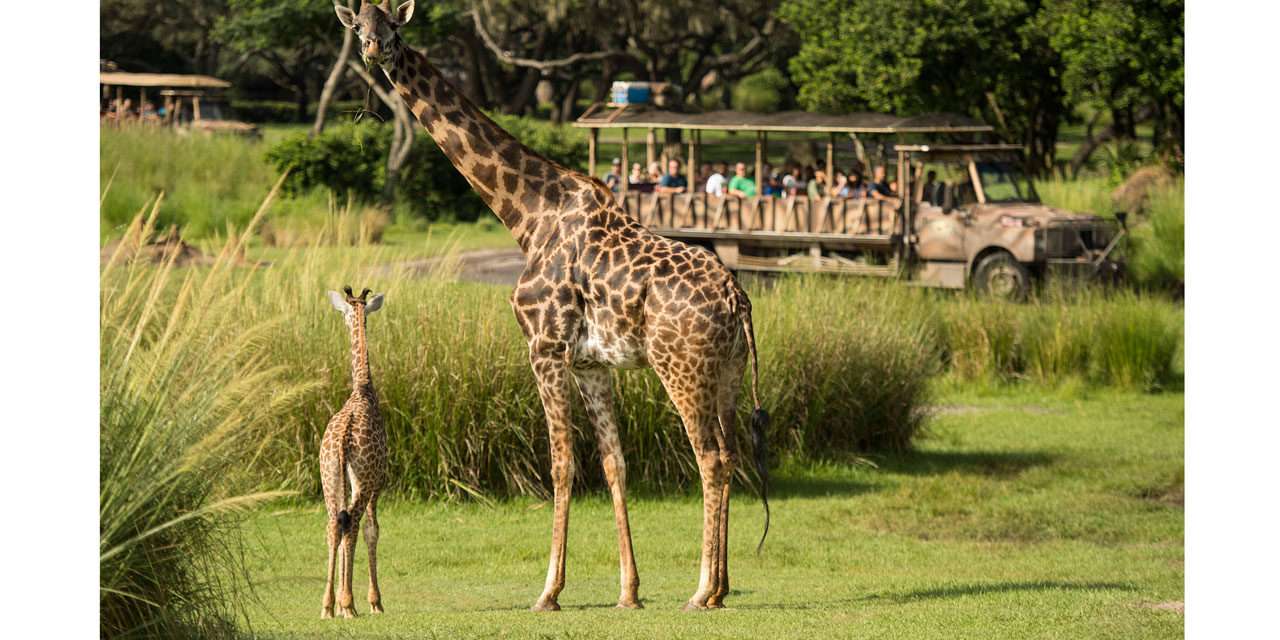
(969, 203), (1104, 226)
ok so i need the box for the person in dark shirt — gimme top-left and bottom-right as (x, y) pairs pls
(603, 157), (623, 193)
(869, 165), (897, 201)
(920, 170), (944, 205)
(657, 158), (688, 194)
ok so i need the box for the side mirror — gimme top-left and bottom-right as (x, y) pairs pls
(1114, 211), (1129, 231)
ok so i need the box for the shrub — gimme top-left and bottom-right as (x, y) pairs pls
(732, 68), (789, 114)
(265, 113), (588, 221)
(100, 205), (307, 638)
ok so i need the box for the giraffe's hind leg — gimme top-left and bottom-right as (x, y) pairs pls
(651, 356), (728, 611)
(338, 487), (371, 619)
(365, 492), (384, 613)
(707, 352), (747, 608)
(574, 366), (642, 609)
(321, 515), (339, 619)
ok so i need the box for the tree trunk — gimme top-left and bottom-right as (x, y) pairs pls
(312, 2), (357, 138)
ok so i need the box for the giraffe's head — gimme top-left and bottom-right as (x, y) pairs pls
(334, 1), (415, 67)
(327, 285), (385, 328)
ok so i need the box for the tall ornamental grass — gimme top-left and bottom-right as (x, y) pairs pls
(100, 187), (312, 638)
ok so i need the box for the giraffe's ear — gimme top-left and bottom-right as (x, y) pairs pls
(394, 0), (414, 25)
(334, 3), (357, 30)
(327, 291), (352, 313)
(365, 293), (385, 314)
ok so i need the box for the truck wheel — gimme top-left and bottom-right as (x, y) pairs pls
(973, 252), (1031, 301)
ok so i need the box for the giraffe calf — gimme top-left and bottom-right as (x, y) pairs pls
(320, 286), (388, 619)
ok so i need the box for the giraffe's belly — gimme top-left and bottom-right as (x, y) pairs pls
(572, 317), (648, 370)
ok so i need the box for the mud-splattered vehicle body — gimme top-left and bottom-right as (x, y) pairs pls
(904, 145), (1125, 298)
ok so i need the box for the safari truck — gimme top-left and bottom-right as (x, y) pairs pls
(574, 106), (1124, 300)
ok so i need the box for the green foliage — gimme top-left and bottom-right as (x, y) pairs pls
(100, 211), (307, 638)
(1042, 0), (1184, 146)
(265, 114), (587, 221)
(938, 288), (1182, 390)
(1127, 179), (1184, 292)
(100, 126), (327, 239)
(779, 0), (1065, 171)
(732, 68), (789, 113)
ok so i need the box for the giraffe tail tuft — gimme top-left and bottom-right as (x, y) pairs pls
(750, 407), (770, 555)
(337, 510), (352, 535)
(731, 279), (771, 554)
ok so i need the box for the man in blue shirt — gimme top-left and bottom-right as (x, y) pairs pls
(657, 159), (688, 194)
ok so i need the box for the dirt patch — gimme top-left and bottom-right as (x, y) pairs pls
(101, 228), (225, 267)
(1143, 600), (1184, 614)
(380, 248), (525, 286)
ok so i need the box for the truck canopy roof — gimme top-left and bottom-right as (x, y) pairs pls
(575, 106), (993, 135)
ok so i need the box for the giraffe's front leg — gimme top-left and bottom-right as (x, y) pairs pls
(530, 346), (576, 612)
(575, 367), (643, 609)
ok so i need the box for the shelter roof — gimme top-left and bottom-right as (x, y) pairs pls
(574, 106), (992, 134)
(99, 72), (232, 89)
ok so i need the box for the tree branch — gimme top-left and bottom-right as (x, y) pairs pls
(469, 9), (626, 71)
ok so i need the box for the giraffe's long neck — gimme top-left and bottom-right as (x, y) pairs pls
(381, 45), (577, 254)
(349, 309), (373, 392)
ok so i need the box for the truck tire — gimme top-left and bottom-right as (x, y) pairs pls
(973, 252), (1031, 301)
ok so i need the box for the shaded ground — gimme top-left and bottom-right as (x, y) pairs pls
(240, 390), (1183, 639)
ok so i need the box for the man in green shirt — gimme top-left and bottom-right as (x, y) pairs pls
(728, 162), (757, 198)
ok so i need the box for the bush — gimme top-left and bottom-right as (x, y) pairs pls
(100, 210), (306, 637)
(265, 113), (588, 221)
(938, 288), (1182, 390)
(732, 68), (789, 114)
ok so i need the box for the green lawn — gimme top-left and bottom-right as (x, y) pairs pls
(240, 389), (1183, 639)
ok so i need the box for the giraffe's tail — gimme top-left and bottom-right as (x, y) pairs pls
(730, 281), (770, 555)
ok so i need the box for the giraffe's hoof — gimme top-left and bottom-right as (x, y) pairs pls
(681, 600), (711, 612)
(369, 602), (384, 614)
(320, 607), (334, 619)
(339, 606), (358, 619)
(530, 598), (561, 612)
(616, 598), (644, 610)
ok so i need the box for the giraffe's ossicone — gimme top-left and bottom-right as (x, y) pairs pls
(335, 1), (771, 612)
(319, 285), (388, 620)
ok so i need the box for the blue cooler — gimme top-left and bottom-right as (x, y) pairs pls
(611, 81), (651, 105)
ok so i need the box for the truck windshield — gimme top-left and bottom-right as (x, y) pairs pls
(976, 162), (1039, 203)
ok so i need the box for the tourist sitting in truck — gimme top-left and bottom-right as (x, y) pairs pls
(919, 170), (943, 205)
(657, 159), (688, 194)
(704, 162), (728, 197)
(868, 165), (897, 202)
(728, 162), (757, 198)
(603, 158), (623, 193)
(846, 168), (870, 199)
(646, 161), (663, 185)
(807, 167), (828, 200)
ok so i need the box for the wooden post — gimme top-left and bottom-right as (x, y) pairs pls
(193, 95), (202, 122)
(588, 127), (598, 177)
(139, 87), (147, 118)
(899, 149), (912, 267)
(826, 134), (835, 185)
(646, 128), (656, 170)
(755, 130), (765, 197)
(660, 128), (669, 171)
(115, 86), (122, 123)
(686, 130), (696, 189)
(621, 128), (630, 192)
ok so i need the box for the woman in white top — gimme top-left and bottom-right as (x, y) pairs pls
(704, 162), (728, 197)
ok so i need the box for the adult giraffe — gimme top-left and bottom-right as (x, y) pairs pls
(334, 1), (769, 611)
